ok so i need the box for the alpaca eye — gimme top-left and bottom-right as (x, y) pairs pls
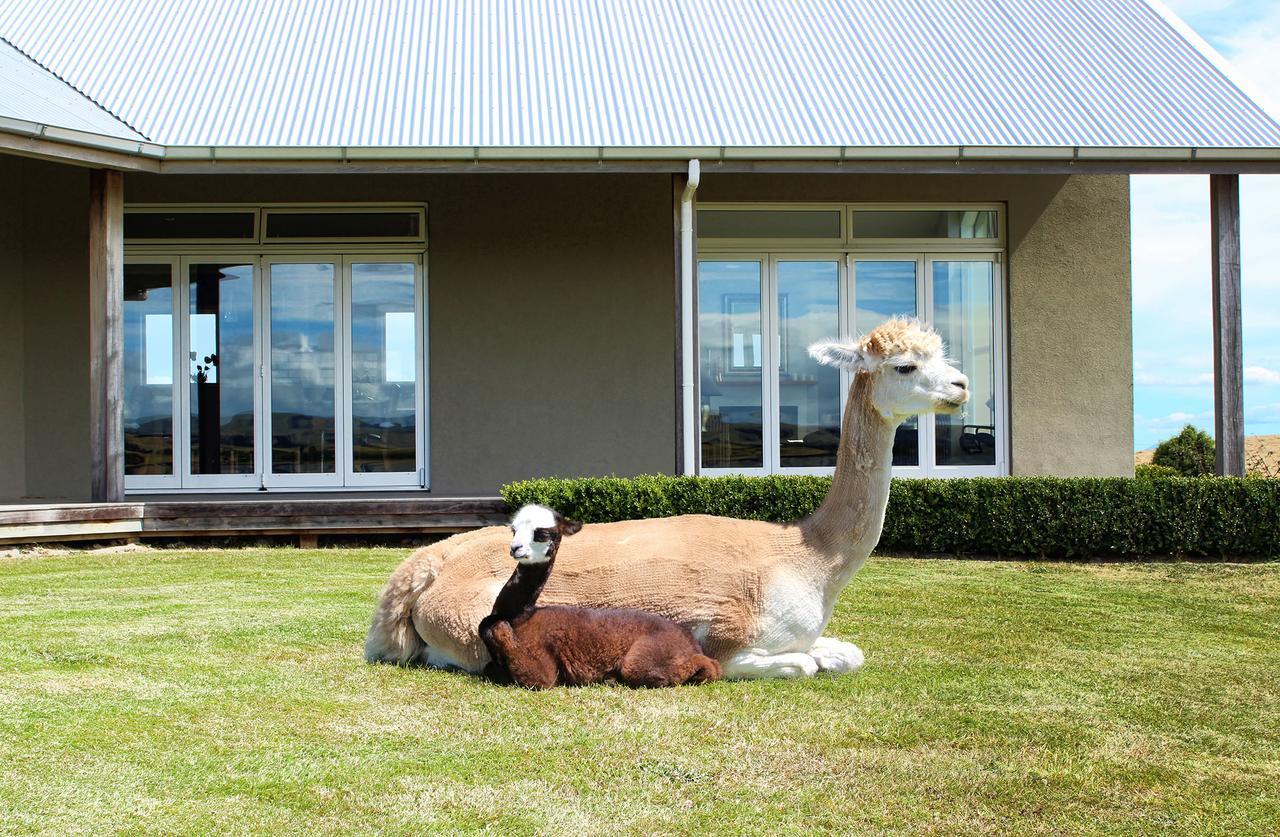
(532, 530), (550, 542)
(895, 364), (917, 375)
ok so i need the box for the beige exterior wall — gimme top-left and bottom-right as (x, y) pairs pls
(124, 172), (678, 495)
(699, 173), (1134, 476)
(0, 157), (93, 500)
(0, 162), (1131, 500)
(0, 156), (27, 498)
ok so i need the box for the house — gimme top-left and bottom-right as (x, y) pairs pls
(1, 0), (1277, 541)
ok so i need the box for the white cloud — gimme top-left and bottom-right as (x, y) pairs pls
(1245, 366), (1280, 385)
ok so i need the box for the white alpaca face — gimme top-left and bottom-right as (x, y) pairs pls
(509, 504), (558, 564)
(866, 351), (969, 420)
(808, 324), (969, 422)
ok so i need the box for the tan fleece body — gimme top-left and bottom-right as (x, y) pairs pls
(367, 319), (950, 671)
(409, 514), (812, 669)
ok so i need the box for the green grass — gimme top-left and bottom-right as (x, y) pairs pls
(1, 549), (1278, 835)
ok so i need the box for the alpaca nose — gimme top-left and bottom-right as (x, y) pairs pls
(510, 543), (525, 558)
(953, 378), (967, 390)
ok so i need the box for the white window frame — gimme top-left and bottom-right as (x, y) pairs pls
(342, 254), (429, 489)
(121, 255), (183, 490)
(261, 257), (345, 489)
(694, 203), (1008, 479)
(123, 203), (430, 494)
(697, 254), (771, 477)
(178, 254), (264, 491)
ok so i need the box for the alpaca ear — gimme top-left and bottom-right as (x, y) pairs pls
(557, 517), (583, 536)
(807, 339), (876, 372)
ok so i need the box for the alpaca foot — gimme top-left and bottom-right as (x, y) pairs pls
(807, 637), (865, 675)
(722, 650), (819, 680)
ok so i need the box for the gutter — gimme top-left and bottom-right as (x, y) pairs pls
(679, 159), (700, 475)
(2, 121), (1279, 165)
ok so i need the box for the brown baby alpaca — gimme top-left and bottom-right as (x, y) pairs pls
(480, 507), (722, 689)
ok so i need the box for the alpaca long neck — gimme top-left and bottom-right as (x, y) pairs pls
(489, 556), (554, 620)
(801, 373), (898, 562)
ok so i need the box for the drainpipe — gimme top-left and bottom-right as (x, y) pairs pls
(680, 159), (701, 475)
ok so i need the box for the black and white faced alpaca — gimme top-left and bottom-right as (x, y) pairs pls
(478, 504), (722, 689)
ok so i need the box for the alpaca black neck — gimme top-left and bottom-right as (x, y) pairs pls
(489, 555), (554, 620)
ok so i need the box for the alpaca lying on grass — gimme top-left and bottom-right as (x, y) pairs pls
(478, 505), (722, 689)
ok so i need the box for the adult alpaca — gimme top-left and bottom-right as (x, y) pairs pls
(367, 318), (968, 679)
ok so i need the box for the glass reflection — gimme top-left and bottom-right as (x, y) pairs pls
(351, 263), (418, 473)
(933, 261), (996, 466)
(855, 260), (919, 466)
(270, 263), (337, 474)
(699, 261), (764, 469)
(123, 264), (174, 476)
(189, 263), (255, 475)
(777, 261), (840, 468)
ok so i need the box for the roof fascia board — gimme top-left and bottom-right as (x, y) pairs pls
(0, 126), (160, 171)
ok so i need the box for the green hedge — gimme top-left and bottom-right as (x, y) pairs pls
(501, 475), (1280, 560)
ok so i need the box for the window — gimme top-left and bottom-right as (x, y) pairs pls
(695, 204), (1005, 478)
(264, 210), (423, 241)
(125, 211), (257, 242)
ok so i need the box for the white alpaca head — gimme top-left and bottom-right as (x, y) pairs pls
(808, 318), (969, 422)
(508, 504), (583, 564)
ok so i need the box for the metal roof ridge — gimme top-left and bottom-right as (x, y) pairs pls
(0, 34), (149, 142)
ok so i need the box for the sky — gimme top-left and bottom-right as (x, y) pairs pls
(1131, 0), (1280, 449)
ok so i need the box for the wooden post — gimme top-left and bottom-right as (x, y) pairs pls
(1210, 174), (1244, 477)
(89, 169), (125, 502)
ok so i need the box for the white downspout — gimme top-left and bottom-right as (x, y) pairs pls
(680, 159), (701, 475)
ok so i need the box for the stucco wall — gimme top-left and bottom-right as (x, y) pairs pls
(5, 165), (1129, 500)
(699, 173), (1133, 476)
(20, 160), (92, 498)
(125, 173), (678, 494)
(0, 155), (26, 499)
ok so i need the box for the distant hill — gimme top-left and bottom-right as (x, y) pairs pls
(1136, 435), (1280, 474)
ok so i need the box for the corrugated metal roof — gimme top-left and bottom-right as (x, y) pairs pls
(0, 39), (144, 141)
(0, 0), (1277, 150)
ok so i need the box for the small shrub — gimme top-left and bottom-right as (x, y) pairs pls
(1135, 463), (1180, 479)
(1152, 425), (1216, 476)
(502, 474), (1280, 559)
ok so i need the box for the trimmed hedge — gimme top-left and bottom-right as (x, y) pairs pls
(502, 475), (1280, 559)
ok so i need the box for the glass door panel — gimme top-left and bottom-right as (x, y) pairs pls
(699, 260), (765, 470)
(931, 260), (997, 468)
(266, 261), (338, 482)
(123, 261), (177, 486)
(187, 261), (257, 484)
(853, 259), (921, 467)
(349, 261), (420, 483)
(776, 260), (840, 469)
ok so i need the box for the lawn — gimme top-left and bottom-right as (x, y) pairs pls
(1, 548), (1277, 835)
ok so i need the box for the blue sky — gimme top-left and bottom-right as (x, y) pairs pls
(1131, 0), (1280, 449)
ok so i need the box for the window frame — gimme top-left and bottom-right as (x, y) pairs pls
(122, 255), (183, 490)
(695, 202), (1008, 479)
(124, 203), (430, 494)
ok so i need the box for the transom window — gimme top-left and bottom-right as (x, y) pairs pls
(696, 204), (1005, 478)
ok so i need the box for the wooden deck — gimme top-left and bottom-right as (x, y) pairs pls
(0, 496), (508, 544)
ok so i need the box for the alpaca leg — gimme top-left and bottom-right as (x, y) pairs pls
(807, 637), (865, 675)
(721, 649), (819, 680)
(486, 623), (558, 689)
(619, 639), (681, 688)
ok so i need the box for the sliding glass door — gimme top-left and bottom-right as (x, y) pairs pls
(264, 259), (341, 487)
(347, 258), (424, 486)
(697, 252), (1003, 477)
(122, 254), (426, 491)
(184, 258), (259, 489)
